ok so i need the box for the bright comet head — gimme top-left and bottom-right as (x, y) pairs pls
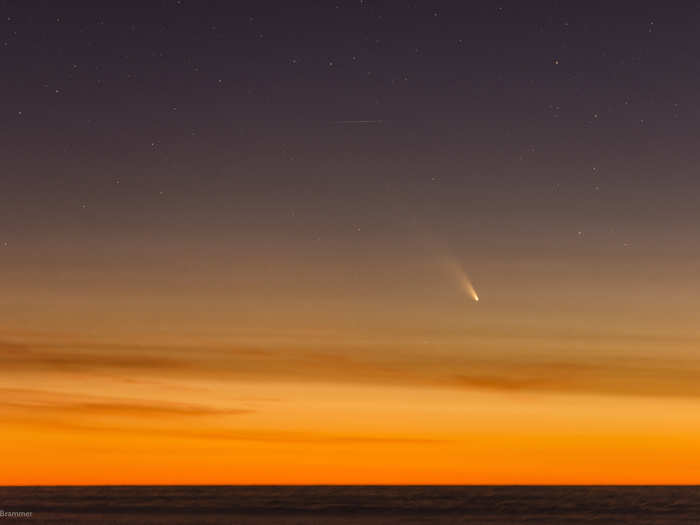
(444, 258), (480, 303)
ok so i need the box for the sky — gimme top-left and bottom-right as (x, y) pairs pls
(2, 1), (700, 484)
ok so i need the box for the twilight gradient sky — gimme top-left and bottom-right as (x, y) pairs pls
(2, 2), (700, 484)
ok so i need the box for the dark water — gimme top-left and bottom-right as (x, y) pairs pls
(0, 486), (698, 524)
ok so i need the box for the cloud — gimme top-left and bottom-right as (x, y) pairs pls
(0, 388), (442, 446)
(452, 374), (552, 392)
(3, 335), (700, 400)
(0, 344), (185, 372)
(0, 388), (253, 419)
(4, 417), (443, 446)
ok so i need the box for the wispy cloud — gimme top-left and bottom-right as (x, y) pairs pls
(3, 334), (700, 399)
(0, 388), (253, 419)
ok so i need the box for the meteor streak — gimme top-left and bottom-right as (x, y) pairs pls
(334, 120), (384, 125)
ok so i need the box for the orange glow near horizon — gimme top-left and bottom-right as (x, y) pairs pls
(3, 381), (700, 485)
(2, 229), (700, 486)
(2, 312), (700, 484)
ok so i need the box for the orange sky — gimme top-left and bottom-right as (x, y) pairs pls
(2, 244), (700, 485)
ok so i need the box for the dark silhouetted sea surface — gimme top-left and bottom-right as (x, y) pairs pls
(1, 486), (699, 524)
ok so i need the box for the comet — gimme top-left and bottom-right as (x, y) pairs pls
(456, 270), (479, 302)
(444, 258), (479, 302)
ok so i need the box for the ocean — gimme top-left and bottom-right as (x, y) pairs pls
(0, 486), (698, 524)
